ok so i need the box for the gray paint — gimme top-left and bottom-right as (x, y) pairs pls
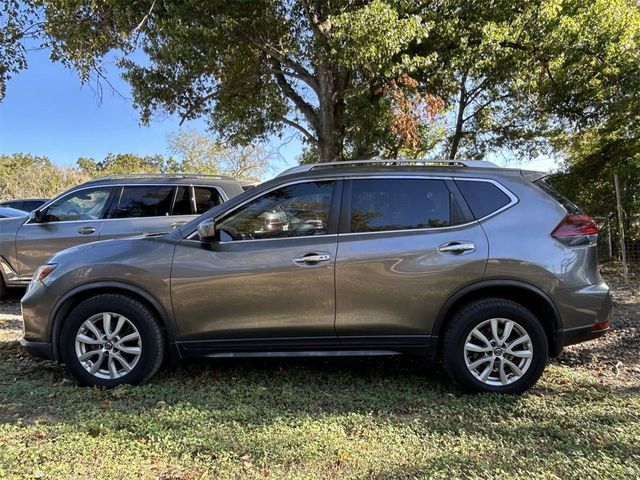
(20, 164), (612, 364)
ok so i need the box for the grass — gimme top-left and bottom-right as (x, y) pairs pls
(0, 269), (639, 479)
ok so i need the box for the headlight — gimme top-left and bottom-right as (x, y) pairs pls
(32, 264), (58, 283)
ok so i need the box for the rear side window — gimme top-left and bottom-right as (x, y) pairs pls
(456, 180), (512, 219)
(349, 179), (456, 233)
(194, 187), (223, 214)
(534, 179), (582, 215)
(113, 186), (174, 218)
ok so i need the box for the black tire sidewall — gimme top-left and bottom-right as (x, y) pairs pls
(61, 295), (163, 387)
(444, 299), (548, 394)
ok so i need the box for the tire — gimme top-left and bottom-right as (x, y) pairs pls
(61, 294), (164, 387)
(442, 298), (548, 394)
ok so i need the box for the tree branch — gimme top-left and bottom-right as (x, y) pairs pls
(462, 93), (512, 123)
(278, 116), (318, 144)
(271, 60), (320, 133)
(243, 34), (319, 93)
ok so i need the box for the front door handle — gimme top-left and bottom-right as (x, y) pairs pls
(438, 241), (475, 255)
(77, 226), (96, 235)
(293, 253), (331, 264)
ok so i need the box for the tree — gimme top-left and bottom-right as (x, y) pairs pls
(76, 153), (172, 176)
(167, 130), (272, 180)
(0, 153), (90, 200)
(38, 0), (436, 162)
(410, 0), (640, 162)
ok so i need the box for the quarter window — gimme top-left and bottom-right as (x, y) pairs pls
(455, 180), (512, 219)
(194, 187), (223, 214)
(217, 181), (335, 241)
(349, 179), (454, 233)
(44, 187), (112, 222)
(113, 186), (174, 218)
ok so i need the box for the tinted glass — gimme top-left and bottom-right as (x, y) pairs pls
(456, 180), (511, 219)
(22, 200), (46, 212)
(45, 188), (111, 222)
(217, 181), (335, 241)
(0, 201), (20, 209)
(172, 186), (193, 215)
(350, 179), (451, 233)
(113, 186), (174, 218)
(194, 187), (223, 214)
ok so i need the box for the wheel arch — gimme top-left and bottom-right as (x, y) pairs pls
(49, 281), (180, 363)
(433, 280), (562, 357)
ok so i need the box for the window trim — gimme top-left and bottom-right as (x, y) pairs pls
(26, 183), (229, 225)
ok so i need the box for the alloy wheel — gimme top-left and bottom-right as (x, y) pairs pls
(74, 312), (142, 380)
(463, 318), (533, 386)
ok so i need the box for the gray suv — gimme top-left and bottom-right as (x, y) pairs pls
(0, 174), (244, 298)
(20, 160), (612, 394)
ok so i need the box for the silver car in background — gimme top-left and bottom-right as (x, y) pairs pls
(0, 174), (244, 298)
(20, 160), (611, 394)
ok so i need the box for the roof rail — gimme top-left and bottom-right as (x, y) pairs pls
(89, 173), (237, 181)
(277, 158), (499, 177)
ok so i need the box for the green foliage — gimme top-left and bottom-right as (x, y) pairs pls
(0, 153), (90, 200)
(76, 153), (174, 176)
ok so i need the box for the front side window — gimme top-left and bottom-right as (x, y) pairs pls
(44, 187), (112, 222)
(350, 178), (453, 233)
(112, 186), (174, 218)
(217, 181), (335, 241)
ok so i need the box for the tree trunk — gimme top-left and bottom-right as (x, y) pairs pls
(316, 62), (345, 163)
(449, 72), (468, 160)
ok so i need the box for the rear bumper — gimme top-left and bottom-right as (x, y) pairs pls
(557, 324), (609, 349)
(555, 281), (612, 352)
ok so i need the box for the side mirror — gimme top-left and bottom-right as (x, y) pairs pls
(197, 218), (217, 242)
(30, 209), (45, 223)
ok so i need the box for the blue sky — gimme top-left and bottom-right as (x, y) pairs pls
(0, 48), (300, 176)
(0, 47), (557, 176)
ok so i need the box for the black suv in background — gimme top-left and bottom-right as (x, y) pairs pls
(0, 198), (48, 212)
(0, 174), (244, 298)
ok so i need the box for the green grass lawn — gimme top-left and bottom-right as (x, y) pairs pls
(0, 269), (638, 479)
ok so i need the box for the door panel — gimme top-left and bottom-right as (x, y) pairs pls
(171, 179), (341, 348)
(99, 185), (196, 240)
(14, 186), (112, 278)
(171, 236), (338, 345)
(15, 221), (105, 277)
(335, 225), (488, 337)
(335, 177), (488, 340)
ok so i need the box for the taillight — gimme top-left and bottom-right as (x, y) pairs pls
(551, 215), (598, 245)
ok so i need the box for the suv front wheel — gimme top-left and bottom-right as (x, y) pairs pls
(443, 298), (548, 394)
(61, 294), (164, 387)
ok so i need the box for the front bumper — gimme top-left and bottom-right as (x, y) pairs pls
(20, 338), (54, 360)
(20, 280), (59, 361)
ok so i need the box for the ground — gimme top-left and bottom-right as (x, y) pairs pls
(0, 266), (638, 479)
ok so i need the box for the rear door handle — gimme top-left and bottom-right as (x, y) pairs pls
(438, 241), (475, 255)
(77, 226), (96, 235)
(293, 253), (331, 264)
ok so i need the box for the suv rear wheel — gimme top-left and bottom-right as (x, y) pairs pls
(61, 294), (164, 387)
(443, 298), (548, 394)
